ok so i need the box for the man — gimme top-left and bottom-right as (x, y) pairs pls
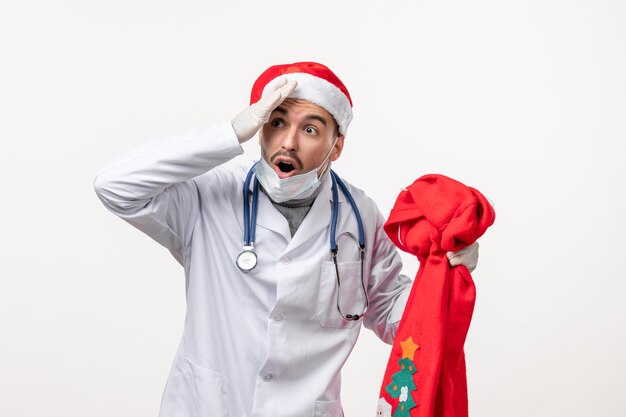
(93, 62), (478, 417)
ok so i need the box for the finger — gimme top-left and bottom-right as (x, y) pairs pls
(258, 77), (290, 104)
(447, 255), (477, 271)
(448, 256), (462, 267)
(263, 77), (288, 95)
(258, 80), (298, 116)
(278, 80), (297, 100)
(447, 246), (469, 260)
(447, 241), (478, 257)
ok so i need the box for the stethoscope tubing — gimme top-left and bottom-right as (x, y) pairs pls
(243, 168), (259, 247)
(240, 163), (369, 321)
(330, 171), (365, 251)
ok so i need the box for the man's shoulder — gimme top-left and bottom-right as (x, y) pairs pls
(193, 156), (255, 196)
(333, 172), (381, 213)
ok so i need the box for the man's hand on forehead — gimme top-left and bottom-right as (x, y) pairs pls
(231, 79), (297, 144)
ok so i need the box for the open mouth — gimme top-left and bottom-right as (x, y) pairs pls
(277, 161), (296, 174)
(270, 153), (301, 178)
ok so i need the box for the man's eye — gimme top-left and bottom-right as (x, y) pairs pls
(270, 118), (284, 128)
(304, 126), (318, 135)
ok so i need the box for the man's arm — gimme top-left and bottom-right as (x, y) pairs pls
(93, 122), (243, 264)
(93, 80), (297, 265)
(362, 209), (413, 344)
(362, 209), (481, 344)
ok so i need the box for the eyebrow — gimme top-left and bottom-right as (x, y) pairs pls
(305, 114), (327, 127)
(273, 106), (328, 127)
(273, 106), (287, 114)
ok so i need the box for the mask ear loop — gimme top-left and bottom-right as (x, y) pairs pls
(316, 135), (340, 180)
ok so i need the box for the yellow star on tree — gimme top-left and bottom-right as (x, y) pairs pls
(400, 336), (420, 360)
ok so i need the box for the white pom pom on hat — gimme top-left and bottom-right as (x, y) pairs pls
(250, 61), (353, 136)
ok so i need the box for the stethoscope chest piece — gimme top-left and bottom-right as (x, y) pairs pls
(236, 246), (257, 272)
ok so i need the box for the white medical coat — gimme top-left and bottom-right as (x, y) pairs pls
(93, 122), (413, 417)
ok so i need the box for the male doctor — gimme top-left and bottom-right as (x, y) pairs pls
(93, 62), (479, 417)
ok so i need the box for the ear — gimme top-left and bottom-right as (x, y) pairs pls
(330, 135), (345, 161)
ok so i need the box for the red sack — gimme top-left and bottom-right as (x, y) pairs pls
(376, 174), (496, 417)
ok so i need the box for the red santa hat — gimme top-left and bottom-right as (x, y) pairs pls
(250, 61), (353, 136)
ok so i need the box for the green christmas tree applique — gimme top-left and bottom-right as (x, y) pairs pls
(384, 336), (419, 417)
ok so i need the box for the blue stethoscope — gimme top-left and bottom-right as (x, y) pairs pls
(236, 164), (369, 321)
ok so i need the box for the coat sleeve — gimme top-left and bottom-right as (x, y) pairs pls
(362, 208), (413, 345)
(93, 122), (243, 265)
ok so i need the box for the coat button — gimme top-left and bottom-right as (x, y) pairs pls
(273, 314), (284, 323)
(263, 373), (273, 382)
(280, 256), (291, 264)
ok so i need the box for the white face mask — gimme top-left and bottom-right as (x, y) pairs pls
(254, 138), (337, 203)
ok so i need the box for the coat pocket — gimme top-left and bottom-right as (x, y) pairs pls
(159, 357), (228, 417)
(312, 399), (344, 417)
(316, 260), (364, 329)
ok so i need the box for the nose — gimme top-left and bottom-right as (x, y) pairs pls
(280, 125), (299, 151)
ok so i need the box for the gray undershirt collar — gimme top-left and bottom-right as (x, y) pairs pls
(259, 173), (329, 237)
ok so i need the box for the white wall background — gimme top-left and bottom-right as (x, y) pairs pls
(1, 0), (625, 416)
